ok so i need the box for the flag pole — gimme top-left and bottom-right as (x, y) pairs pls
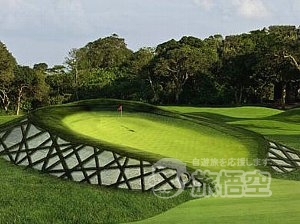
(118, 105), (123, 117)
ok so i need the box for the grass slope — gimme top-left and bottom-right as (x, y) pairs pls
(229, 108), (300, 150)
(165, 106), (300, 150)
(165, 106), (282, 119)
(131, 106), (300, 224)
(131, 178), (300, 224)
(0, 116), (191, 224)
(0, 115), (19, 124)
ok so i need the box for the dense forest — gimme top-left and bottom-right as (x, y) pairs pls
(1, 25), (300, 115)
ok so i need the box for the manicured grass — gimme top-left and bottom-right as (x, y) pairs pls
(63, 111), (252, 171)
(0, 114), (192, 224)
(164, 106), (282, 119)
(165, 106), (300, 150)
(0, 157), (192, 224)
(229, 119), (300, 150)
(132, 106), (300, 224)
(1, 102), (299, 224)
(131, 178), (300, 224)
(0, 115), (19, 124)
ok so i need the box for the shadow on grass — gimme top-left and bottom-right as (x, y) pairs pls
(183, 112), (249, 123)
(272, 169), (300, 181)
(262, 108), (300, 126)
(266, 135), (300, 151)
(232, 123), (293, 132)
(184, 107), (300, 124)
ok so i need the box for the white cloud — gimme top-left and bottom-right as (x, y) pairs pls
(192, 0), (271, 19)
(0, 0), (40, 30)
(233, 0), (271, 19)
(0, 0), (23, 10)
(49, 0), (91, 34)
(0, 0), (91, 37)
(193, 0), (215, 11)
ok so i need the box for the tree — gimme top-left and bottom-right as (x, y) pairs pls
(65, 48), (81, 100)
(253, 26), (300, 108)
(181, 35), (224, 104)
(32, 64), (50, 108)
(46, 65), (73, 105)
(13, 66), (36, 115)
(0, 41), (17, 112)
(64, 34), (134, 101)
(219, 34), (257, 104)
(13, 65), (49, 115)
(33, 63), (48, 71)
(78, 34), (133, 70)
(126, 47), (156, 101)
(152, 36), (219, 103)
(77, 68), (116, 99)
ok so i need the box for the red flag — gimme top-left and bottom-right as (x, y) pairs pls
(117, 105), (123, 117)
(117, 105), (123, 112)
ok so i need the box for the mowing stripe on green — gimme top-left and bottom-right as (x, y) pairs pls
(63, 111), (252, 171)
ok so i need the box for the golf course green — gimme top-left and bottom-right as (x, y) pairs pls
(62, 111), (253, 171)
(0, 100), (299, 223)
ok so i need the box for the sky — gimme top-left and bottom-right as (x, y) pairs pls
(0, 0), (300, 67)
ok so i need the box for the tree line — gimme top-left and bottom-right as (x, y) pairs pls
(1, 25), (300, 115)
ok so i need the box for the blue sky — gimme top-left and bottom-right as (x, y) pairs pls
(0, 0), (300, 67)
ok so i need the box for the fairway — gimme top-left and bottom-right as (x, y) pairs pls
(165, 106), (283, 119)
(131, 105), (300, 224)
(63, 111), (251, 170)
(229, 119), (300, 150)
(164, 106), (300, 150)
(131, 178), (300, 224)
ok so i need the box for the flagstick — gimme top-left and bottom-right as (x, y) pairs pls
(118, 105), (123, 117)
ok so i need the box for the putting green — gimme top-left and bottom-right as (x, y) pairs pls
(63, 111), (253, 171)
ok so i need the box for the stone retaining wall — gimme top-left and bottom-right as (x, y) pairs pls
(268, 141), (300, 173)
(1, 118), (298, 192)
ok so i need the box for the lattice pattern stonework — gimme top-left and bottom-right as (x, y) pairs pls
(268, 141), (300, 173)
(0, 119), (201, 191)
(1, 118), (297, 190)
